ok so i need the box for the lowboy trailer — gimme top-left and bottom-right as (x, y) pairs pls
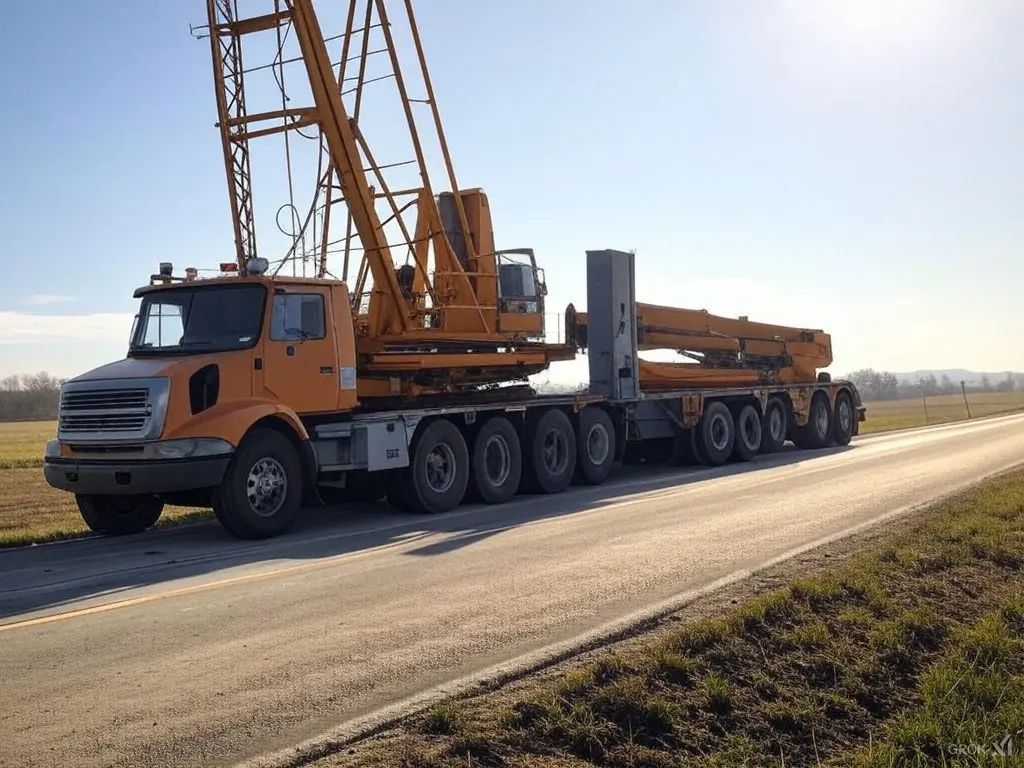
(42, 249), (866, 540)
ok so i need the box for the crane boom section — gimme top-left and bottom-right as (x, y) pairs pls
(281, 0), (411, 335)
(570, 302), (832, 386)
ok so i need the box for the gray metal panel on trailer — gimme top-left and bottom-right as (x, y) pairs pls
(585, 249), (640, 400)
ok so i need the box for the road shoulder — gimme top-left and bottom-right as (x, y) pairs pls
(299, 464), (1024, 767)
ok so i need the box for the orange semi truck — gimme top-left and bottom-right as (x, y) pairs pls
(43, 249), (865, 540)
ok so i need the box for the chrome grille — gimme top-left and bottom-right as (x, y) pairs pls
(60, 388), (151, 434)
(57, 379), (168, 442)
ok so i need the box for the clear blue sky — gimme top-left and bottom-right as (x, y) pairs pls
(1, 0), (1022, 382)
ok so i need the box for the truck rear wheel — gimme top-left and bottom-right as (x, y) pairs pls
(731, 403), (762, 462)
(523, 408), (577, 494)
(792, 391), (833, 450)
(833, 390), (855, 446)
(695, 401), (735, 467)
(75, 494), (164, 536)
(406, 418), (470, 514)
(469, 416), (522, 504)
(574, 406), (615, 485)
(212, 428), (303, 540)
(759, 396), (788, 453)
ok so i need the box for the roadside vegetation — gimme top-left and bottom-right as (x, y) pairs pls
(322, 466), (1024, 767)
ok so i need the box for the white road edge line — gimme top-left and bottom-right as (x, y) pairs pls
(236, 457), (1024, 768)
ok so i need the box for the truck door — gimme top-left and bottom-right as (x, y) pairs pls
(260, 287), (339, 414)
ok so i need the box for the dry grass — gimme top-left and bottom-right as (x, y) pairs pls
(0, 420), (55, 468)
(323, 467), (1024, 767)
(0, 468), (210, 548)
(860, 391), (1024, 434)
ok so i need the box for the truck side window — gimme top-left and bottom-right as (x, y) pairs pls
(270, 293), (326, 341)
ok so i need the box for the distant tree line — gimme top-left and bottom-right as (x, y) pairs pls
(845, 368), (1019, 402)
(0, 373), (64, 422)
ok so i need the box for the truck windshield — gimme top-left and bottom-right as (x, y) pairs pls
(129, 284), (267, 356)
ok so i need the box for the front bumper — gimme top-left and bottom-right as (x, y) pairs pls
(43, 455), (232, 496)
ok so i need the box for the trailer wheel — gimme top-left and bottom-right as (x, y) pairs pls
(212, 428), (303, 539)
(667, 431), (697, 466)
(386, 473), (413, 512)
(695, 401), (735, 466)
(523, 408), (577, 494)
(468, 416), (523, 504)
(833, 390), (855, 446)
(792, 391), (832, 450)
(574, 407), (615, 485)
(731, 403), (762, 462)
(759, 397), (788, 454)
(75, 494), (164, 536)
(406, 418), (470, 514)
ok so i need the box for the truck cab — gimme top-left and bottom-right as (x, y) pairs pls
(43, 258), (359, 538)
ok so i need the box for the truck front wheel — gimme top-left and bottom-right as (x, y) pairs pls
(212, 428), (303, 539)
(76, 494), (164, 536)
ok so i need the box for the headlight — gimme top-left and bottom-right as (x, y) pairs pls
(147, 438), (234, 460)
(44, 439), (61, 459)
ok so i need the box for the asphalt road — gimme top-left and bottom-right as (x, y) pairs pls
(3, 414), (1024, 768)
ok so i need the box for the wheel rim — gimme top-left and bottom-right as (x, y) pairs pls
(814, 401), (829, 436)
(483, 434), (511, 487)
(586, 423), (610, 465)
(838, 399), (852, 434)
(709, 413), (730, 451)
(542, 428), (569, 475)
(742, 412), (759, 447)
(768, 408), (784, 441)
(424, 442), (457, 494)
(246, 457), (288, 517)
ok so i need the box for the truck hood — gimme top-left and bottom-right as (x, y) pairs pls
(68, 357), (187, 383)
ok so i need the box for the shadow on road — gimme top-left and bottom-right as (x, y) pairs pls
(0, 444), (852, 621)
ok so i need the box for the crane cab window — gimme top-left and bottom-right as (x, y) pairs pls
(497, 257), (541, 314)
(270, 293), (326, 341)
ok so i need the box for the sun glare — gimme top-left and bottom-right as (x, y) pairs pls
(787, 0), (959, 50)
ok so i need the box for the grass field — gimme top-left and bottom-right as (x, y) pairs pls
(859, 390), (1024, 434)
(326, 467), (1024, 767)
(0, 419), (54, 468)
(0, 420), (208, 547)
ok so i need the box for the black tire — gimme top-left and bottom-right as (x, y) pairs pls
(386, 472), (413, 512)
(469, 416), (523, 504)
(695, 401), (735, 466)
(666, 431), (697, 466)
(574, 407), (616, 485)
(759, 396), (788, 454)
(833, 390), (855, 446)
(731, 403), (762, 462)
(405, 419), (470, 514)
(75, 494), (164, 536)
(212, 428), (303, 539)
(792, 391), (833, 450)
(522, 408), (577, 494)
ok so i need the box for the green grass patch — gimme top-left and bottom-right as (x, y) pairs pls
(324, 466), (1024, 767)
